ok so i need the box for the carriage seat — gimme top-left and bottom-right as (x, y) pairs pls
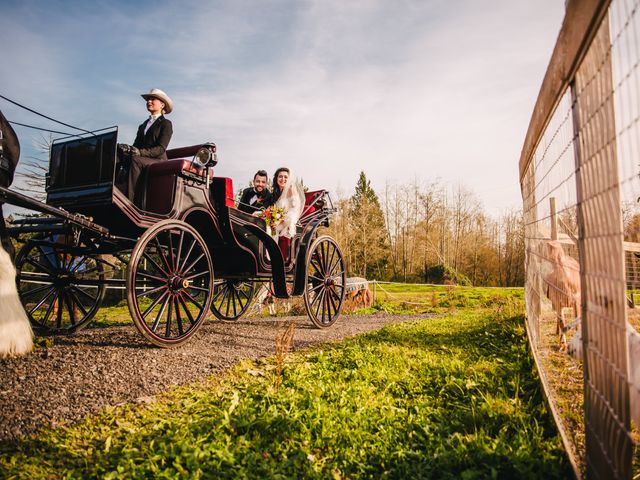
(143, 144), (215, 213)
(300, 190), (325, 219)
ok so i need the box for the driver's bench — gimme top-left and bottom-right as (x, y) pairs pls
(141, 144), (216, 213)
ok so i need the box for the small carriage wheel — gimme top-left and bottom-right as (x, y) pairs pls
(210, 280), (256, 321)
(303, 235), (346, 328)
(15, 239), (106, 334)
(127, 220), (213, 347)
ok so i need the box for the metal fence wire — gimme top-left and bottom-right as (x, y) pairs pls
(520, 0), (640, 478)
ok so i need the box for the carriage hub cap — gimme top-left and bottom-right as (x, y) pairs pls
(169, 276), (188, 291)
(54, 273), (73, 287)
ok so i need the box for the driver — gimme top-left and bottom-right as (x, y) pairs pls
(118, 88), (173, 205)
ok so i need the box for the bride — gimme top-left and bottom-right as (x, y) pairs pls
(269, 167), (305, 258)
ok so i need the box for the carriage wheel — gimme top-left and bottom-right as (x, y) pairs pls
(303, 236), (346, 328)
(127, 220), (213, 347)
(15, 239), (106, 334)
(210, 280), (256, 321)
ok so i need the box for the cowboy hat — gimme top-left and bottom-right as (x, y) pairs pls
(141, 88), (173, 114)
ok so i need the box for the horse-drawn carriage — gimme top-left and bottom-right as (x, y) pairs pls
(0, 127), (346, 347)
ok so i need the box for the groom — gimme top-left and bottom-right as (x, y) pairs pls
(238, 170), (272, 214)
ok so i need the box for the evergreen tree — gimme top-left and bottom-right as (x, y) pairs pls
(348, 171), (391, 279)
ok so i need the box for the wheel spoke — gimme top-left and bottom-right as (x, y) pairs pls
(154, 236), (173, 274)
(174, 297), (184, 336)
(55, 293), (64, 329)
(165, 298), (174, 337)
(28, 287), (57, 315)
(182, 252), (206, 276)
(69, 284), (99, 303)
(178, 293), (197, 325)
(142, 251), (168, 278)
(175, 230), (185, 272)
(314, 288), (325, 320)
(141, 290), (169, 320)
(214, 284), (229, 304)
(309, 256), (323, 274)
(327, 288), (338, 317)
(150, 294), (170, 333)
(64, 291), (77, 325)
(20, 282), (54, 298)
(178, 237), (197, 273)
(68, 256), (89, 274)
(168, 231), (176, 271)
(136, 271), (167, 283)
(186, 270), (209, 281)
(224, 287), (233, 317)
(136, 284), (167, 298)
(188, 284), (210, 293)
(67, 287), (90, 316)
(237, 286), (251, 302)
(231, 288), (240, 316)
(25, 255), (55, 277)
(182, 289), (204, 312)
(326, 246), (337, 276)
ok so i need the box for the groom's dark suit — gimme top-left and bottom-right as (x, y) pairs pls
(127, 116), (173, 205)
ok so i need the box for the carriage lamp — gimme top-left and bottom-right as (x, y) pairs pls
(193, 144), (217, 168)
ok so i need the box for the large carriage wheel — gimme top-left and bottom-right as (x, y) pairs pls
(211, 280), (256, 321)
(15, 239), (106, 334)
(303, 236), (346, 328)
(127, 220), (213, 347)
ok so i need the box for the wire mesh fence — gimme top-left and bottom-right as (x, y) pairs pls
(520, 0), (640, 477)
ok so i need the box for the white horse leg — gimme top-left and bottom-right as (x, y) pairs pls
(0, 244), (33, 357)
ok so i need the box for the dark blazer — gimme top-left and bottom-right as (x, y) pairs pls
(238, 187), (272, 213)
(133, 116), (173, 160)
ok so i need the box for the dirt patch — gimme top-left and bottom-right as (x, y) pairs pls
(0, 313), (431, 441)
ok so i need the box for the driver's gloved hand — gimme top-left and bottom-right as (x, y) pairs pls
(117, 143), (132, 155)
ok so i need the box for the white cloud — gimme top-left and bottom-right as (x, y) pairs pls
(1, 0), (564, 216)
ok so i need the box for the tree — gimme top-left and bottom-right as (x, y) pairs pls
(14, 133), (52, 201)
(348, 172), (391, 279)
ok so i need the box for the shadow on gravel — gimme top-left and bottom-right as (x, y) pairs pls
(43, 329), (154, 350)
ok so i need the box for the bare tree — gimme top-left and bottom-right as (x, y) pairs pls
(14, 133), (52, 201)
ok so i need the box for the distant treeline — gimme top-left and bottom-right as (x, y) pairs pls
(323, 172), (524, 287)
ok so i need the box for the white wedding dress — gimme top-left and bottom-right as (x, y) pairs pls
(274, 173), (305, 239)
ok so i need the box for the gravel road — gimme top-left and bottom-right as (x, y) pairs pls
(0, 313), (429, 441)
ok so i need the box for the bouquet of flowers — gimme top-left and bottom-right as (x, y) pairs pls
(261, 205), (287, 229)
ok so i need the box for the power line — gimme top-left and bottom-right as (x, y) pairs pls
(8, 121), (75, 136)
(0, 94), (95, 136)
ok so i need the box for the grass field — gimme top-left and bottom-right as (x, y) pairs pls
(363, 282), (524, 316)
(0, 285), (572, 479)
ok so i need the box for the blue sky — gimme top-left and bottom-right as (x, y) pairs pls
(0, 0), (565, 216)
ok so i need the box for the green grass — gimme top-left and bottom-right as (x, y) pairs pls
(0, 305), (570, 479)
(359, 283), (524, 316)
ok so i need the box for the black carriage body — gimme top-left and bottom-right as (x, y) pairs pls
(43, 129), (332, 289)
(5, 127), (345, 345)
